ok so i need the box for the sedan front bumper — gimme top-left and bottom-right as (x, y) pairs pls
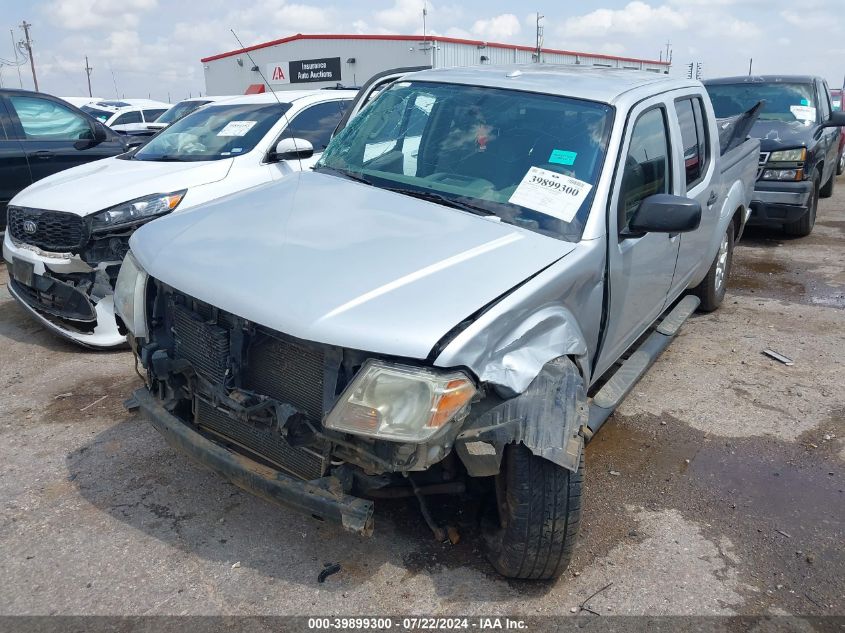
(132, 387), (375, 536)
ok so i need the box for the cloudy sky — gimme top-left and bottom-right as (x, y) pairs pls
(0, 0), (842, 102)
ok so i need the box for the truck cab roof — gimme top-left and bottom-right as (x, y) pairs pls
(704, 75), (822, 85)
(401, 64), (696, 105)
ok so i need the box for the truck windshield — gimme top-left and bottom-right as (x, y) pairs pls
(155, 100), (212, 126)
(706, 82), (817, 123)
(132, 102), (291, 162)
(317, 81), (613, 242)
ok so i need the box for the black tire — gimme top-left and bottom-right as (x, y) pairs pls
(820, 169), (835, 198)
(484, 442), (584, 580)
(836, 151), (844, 176)
(783, 173), (819, 237)
(693, 218), (735, 312)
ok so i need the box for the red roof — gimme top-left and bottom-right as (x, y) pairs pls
(201, 33), (670, 67)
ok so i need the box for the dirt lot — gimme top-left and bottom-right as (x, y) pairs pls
(1, 177), (843, 617)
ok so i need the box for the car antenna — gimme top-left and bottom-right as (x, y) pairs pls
(230, 29), (304, 172)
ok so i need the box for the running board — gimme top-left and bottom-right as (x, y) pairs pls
(585, 295), (700, 440)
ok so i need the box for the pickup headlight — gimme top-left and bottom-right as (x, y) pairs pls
(762, 168), (803, 181)
(91, 190), (186, 233)
(325, 360), (476, 442)
(769, 148), (806, 162)
(114, 251), (148, 339)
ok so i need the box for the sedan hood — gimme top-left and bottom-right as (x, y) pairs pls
(751, 119), (815, 152)
(131, 171), (575, 360)
(11, 156), (233, 216)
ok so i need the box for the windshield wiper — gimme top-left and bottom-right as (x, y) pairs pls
(315, 165), (372, 185)
(383, 186), (495, 217)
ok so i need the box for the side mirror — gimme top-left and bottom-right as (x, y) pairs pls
(821, 111), (845, 128)
(626, 194), (702, 235)
(92, 122), (108, 142)
(269, 137), (314, 162)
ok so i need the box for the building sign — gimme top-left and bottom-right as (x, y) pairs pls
(266, 57), (341, 85)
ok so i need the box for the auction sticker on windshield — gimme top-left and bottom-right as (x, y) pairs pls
(509, 166), (592, 222)
(789, 105), (816, 122)
(217, 121), (257, 137)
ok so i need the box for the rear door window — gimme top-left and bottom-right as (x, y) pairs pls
(142, 109), (167, 122)
(9, 96), (93, 140)
(113, 110), (142, 126)
(675, 97), (709, 189)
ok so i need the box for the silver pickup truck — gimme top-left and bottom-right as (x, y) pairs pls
(115, 66), (759, 580)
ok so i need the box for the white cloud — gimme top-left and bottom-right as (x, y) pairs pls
(470, 14), (521, 42)
(560, 2), (687, 38)
(373, 0), (427, 32)
(43, 0), (157, 30)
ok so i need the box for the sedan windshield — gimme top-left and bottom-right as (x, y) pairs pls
(155, 100), (212, 126)
(81, 106), (113, 123)
(317, 81), (613, 242)
(133, 102), (291, 162)
(706, 82), (817, 122)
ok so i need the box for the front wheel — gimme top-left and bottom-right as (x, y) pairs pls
(783, 173), (819, 237)
(484, 442), (584, 580)
(693, 219), (735, 312)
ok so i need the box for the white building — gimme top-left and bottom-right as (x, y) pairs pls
(202, 34), (671, 95)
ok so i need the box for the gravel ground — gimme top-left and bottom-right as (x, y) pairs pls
(0, 177), (843, 617)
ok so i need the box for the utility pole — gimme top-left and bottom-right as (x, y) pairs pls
(535, 12), (544, 63)
(20, 21), (37, 91)
(422, 1), (427, 41)
(748, 58), (753, 76)
(84, 55), (93, 97)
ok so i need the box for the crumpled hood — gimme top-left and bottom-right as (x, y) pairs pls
(131, 171), (576, 360)
(750, 119), (815, 152)
(11, 156), (233, 215)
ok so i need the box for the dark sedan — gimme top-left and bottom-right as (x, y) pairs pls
(0, 89), (136, 231)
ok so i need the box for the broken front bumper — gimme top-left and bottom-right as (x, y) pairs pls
(132, 387), (375, 536)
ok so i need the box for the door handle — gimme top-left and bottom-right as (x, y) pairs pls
(29, 150), (55, 160)
(707, 190), (718, 207)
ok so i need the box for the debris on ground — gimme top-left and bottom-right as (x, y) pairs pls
(446, 526), (460, 545)
(79, 395), (108, 412)
(762, 349), (794, 365)
(318, 562), (342, 583)
(53, 393), (73, 400)
(609, 470), (621, 476)
(231, 561), (241, 569)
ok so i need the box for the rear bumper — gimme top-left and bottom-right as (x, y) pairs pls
(132, 387), (375, 536)
(748, 180), (813, 226)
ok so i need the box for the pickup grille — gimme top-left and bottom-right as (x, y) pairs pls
(169, 293), (330, 479)
(7, 206), (88, 253)
(195, 398), (326, 480)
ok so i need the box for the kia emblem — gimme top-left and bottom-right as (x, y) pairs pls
(22, 220), (38, 234)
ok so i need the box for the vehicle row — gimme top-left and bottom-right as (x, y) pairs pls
(2, 66), (843, 581)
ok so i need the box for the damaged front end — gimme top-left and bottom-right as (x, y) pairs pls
(128, 272), (588, 536)
(4, 196), (181, 346)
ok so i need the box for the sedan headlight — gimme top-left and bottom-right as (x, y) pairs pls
(91, 190), (186, 232)
(769, 148), (806, 162)
(114, 250), (148, 339)
(325, 360), (476, 442)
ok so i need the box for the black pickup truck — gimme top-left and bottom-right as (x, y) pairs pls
(0, 89), (134, 231)
(705, 75), (843, 236)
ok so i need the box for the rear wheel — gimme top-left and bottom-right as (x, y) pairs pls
(693, 218), (734, 312)
(484, 442), (584, 580)
(837, 150), (844, 176)
(783, 173), (819, 237)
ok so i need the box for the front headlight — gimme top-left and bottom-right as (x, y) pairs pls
(114, 250), (148, 339)
(91, 190), (186, 232)
(769, 148), (806, 162)
(325, 360), (476, 443)
(762, 168), (803, 181)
